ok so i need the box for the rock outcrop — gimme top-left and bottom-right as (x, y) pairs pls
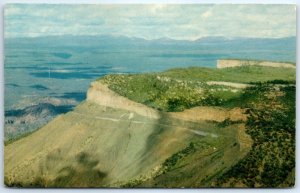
(87, 81), (160, 119)
(217, 59), (296, 69)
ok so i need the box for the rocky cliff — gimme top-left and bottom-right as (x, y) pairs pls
(87, 81), (160, 119)
(217, 59), (296, 69)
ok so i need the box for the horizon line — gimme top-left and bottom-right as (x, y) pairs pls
(4, 34), (296, 41)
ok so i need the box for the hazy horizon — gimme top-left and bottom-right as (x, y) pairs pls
(4, 34), (297, 41)
(5, 4), (296, 40)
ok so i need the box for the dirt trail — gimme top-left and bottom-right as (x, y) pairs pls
(70, 111), (219, 138)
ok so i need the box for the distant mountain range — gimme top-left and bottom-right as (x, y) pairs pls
(6, 34), (296, 45)
(5, 36), (296, 63)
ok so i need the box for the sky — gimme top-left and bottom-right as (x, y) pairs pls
(4, 4), (296, 40)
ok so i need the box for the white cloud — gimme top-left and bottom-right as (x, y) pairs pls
(4, 4), (296, 39)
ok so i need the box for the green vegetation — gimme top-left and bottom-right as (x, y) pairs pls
(101, 74), (228, 111)
(161, 66), (295, 83)
(161, 142), (197, 172)
(215, 84), (295, 187)
(100, 65), (295, 112)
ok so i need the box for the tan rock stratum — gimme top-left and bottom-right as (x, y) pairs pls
(217, 59), (295, 69)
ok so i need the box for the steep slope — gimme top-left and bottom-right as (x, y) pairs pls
(4, 81), (250, 187)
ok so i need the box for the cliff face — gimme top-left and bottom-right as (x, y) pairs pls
(217, 59), (296, 69)
(87, 81), (160, 119)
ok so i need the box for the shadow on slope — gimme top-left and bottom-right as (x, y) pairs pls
(52, 152), (107, 187)
(5, 152), (107, 188)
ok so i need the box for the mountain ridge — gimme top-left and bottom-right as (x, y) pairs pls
(5, 78), (251, 187)
(5, 34), (296, 42)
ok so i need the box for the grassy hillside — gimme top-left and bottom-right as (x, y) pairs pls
(161, 66), (295, 83)
(101, 65), (295, 112)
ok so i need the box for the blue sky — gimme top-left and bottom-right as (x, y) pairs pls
(4, 4), (296, 40)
